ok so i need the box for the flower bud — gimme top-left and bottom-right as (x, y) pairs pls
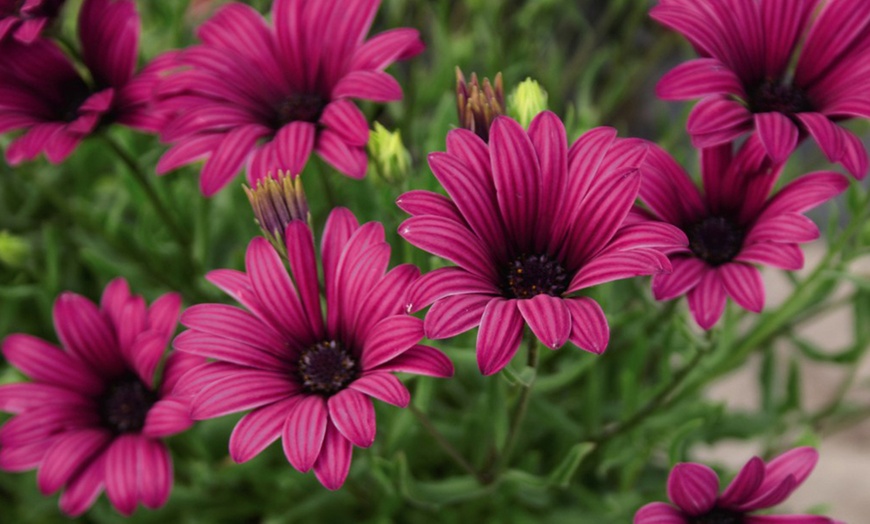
(0, 231), (28, 268)
(509, 77), (548, 128)
(367, 122), (411, 184)
(244, 171), (309, 255)
(456, 67), (504, 142)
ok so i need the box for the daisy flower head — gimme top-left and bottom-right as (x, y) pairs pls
(653, 0), (870, 178)
(0, 0), (170, 165)
(0, 279), (201, 516)
(0, 0), (65, 44)
(155, 0), (424, 196)
(173, 208), (453, 490)
(637, 138), (848, 329)
(635, 447), (839, 524)
(398, 112), (687, 376)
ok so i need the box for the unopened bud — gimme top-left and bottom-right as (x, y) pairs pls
(244, 171), (309, 255)
(509, 78), (548, 128)
(367, 122), (411, 184)
(0, 231), (28, 268)
(456, 67), (504, 142)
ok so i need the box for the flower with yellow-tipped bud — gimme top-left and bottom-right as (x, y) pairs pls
(244, 172), (309, 255)
(456, 67), (504, 142)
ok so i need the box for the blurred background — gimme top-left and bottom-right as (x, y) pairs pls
(1, 0), (868, 522)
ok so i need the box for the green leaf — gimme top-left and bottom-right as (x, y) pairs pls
(548, 442), (595, 488)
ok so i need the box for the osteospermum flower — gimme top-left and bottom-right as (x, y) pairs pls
(173, 208), (453, 489)
(398, 112), (686, 376)
(0, 0), (64, 44)
(634, 447), (839, 523)
(637, 138), (848, 329)
(0, 279), (201, 516)
(0, 0), (169, 165)
(653, 0), (870, 178)
(155, 0), (424, 196)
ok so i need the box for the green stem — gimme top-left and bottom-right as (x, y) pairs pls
(493, 336), (539, 478)
(103, 135), (192, 249)
(589, 345), (707, 446)
(408, 404), (485, 484)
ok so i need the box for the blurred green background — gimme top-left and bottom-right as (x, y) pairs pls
(2, 0), (869, 522)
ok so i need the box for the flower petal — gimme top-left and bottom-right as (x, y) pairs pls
(633, 502), (686, 524)
(656, 58), (745, 100)
(230, 396), (301, 464)
(361, 315), (424, 369)
(350, 373), (410, 408)
(371, 344), (454, 378)
(667, 463), (720, 516)
(142, 399), (193, 438)
(282, 395), (327, 472)
(754, 112), (799, 164)
(332, 70), (402, 102)
(476, 298), (524, 376)
(565, 298), (610, 355)
(425, 294), (492, 340)
(54, 292), (126, 376)
(720, 456), (765, 508)
(652, 257), (708, 302)
(105, 434), (140, 516)
(37, 429), (112, 495)
(1, 335), (103, 394)
(191, 371), (298, 419)
(687, 270), (727, 330)
(517, 295), (571, 349)
(718, 263), (765, 313)
(313, 423), (354, 490)
(328, 388), (376, 448)
(407, 267), (498, 313)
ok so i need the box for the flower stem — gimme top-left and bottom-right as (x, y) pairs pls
(408, 404), (486, 484)
(493, 335), (539, 478)
(103, 135), (192, 250)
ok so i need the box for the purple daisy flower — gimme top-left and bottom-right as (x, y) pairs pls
(636, 138), (848, 329)
(173, 208), (454, 490)
(0, 0), (170, 165)
(635, 447), (840, 523)
(155, 0), (424, 196)
(398, 112), (686, 375)
(0, 279), (202, 516)
(0, 0), (64, 44)
(653, 0), (870, 178)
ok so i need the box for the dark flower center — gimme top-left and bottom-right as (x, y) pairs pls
(297, 340), (358, 396)
(99, 374), (157, 434)
(748, 79), (812, 115)
(687, 216), (745, 266)
(275, 93), (327, 127)
(502, 253), (569, 299)
(689, 507), (745, 524)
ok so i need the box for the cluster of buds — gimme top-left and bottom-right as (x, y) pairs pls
(244, 171), (309, 255)
(456, 67), (504, 142)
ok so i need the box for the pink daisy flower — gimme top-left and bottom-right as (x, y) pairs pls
(636, 138), (848, 329)
(398, 112), (686, 376)
(0, 279), (202, 516)
(155, 0), (424, 196)
(635, 447), (839, 523)
(653, 0), (870, 178)
(173, 208), (454, 490)
(0, 0), (170, 166)
(0, 0), (64, 44)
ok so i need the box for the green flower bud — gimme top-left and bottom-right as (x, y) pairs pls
(367, 122), (411, 184)
(509, 78), (549, 128)
(0, 231), (29, 268)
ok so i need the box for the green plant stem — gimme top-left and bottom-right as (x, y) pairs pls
(493, 336), (540, 478)
(103, 135), (192, 250)
(408, 404), (485, 484)
(589, 345), (706, 446)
